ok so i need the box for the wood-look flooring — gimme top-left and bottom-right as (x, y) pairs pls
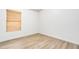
(0, 33), (79, 49)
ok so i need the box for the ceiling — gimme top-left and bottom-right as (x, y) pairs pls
(30, 9), (42, 12)
(8, 9), (42, 12)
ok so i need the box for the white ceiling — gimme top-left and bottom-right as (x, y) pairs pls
(30, 9), (42, 12)
(8, 9), (22, 12)
(8, 9), (42, 12)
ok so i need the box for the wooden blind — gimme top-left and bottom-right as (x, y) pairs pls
(6, 10), (21, 32)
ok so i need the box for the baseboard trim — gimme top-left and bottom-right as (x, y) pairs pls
(1, 33), (79, 45)
(40, 33), (79, 45)
(0, 33), (39, 43)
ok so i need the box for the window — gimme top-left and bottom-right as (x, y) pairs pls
(6, 9), (21, 32)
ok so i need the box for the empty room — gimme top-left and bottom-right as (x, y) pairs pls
(0, 9), (79, 49)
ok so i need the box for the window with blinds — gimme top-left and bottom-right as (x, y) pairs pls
(6, 9), (21, 32)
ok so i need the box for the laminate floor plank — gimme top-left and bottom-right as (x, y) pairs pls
(0, 34), (79, 49)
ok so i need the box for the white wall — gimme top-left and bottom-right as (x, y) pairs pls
(0, 9), (38, 42)
(40, 9), (79, 44)
(37, 12), (41, 33)
(0, 9), (79, 45)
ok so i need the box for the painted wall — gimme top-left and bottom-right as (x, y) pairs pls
(0, 9), (79, 45)
(0, 9), (38, 42)
(40, 9), (79, 44)
(37, 12), (40, 33)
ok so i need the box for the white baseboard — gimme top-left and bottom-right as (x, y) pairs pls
(40, 33), (79, 45)
(0, 33), (38, 42)
(1, 32), (79, 45)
